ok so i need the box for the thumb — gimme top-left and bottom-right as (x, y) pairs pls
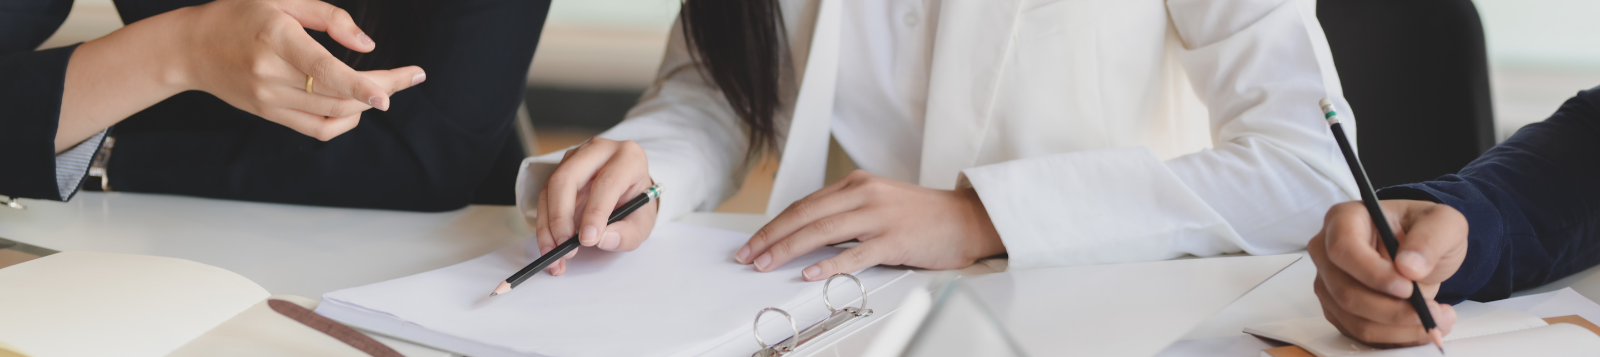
(595, 200), (658, 252)
(1393, 202), (1470, 283)
(280, 0), (375, 53)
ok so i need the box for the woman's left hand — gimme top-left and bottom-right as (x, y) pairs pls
(734, 170), (1007, 281)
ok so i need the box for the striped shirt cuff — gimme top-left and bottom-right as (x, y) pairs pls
(54, 129), (107, 200)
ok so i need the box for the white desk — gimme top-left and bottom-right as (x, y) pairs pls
(9, 192), (1600, 356)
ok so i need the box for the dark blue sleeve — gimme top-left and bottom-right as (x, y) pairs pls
(0, 0), (80, 201)
(1377, 86), (1600, 304)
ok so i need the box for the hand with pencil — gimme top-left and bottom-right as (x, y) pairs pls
(530, 138), (660, 277)
(1308, 199), (1468, 347)
(1309, 98), (1468, 351)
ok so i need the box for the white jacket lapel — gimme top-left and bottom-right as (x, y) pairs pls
(919, 0), (1022, 189)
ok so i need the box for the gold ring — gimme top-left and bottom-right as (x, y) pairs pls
(305, 75), (315, 94)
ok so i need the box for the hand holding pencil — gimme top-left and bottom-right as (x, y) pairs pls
(1308, 99), (1469, 352)
(1309, 199), (1467, 348)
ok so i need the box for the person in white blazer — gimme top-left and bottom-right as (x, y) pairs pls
(515, 0), (1360, 280)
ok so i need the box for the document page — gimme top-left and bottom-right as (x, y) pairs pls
(0, 252), (269, 357)
(321, 222), (905, 357)
(1350, 323), (1600, 357)
(1244, 301), (1549, 357)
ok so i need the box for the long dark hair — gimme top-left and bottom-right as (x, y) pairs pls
(680, 0), (786, 155)
(331, 0), (438, 71)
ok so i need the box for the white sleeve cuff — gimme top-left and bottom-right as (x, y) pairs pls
(964, 147), (1244, 271)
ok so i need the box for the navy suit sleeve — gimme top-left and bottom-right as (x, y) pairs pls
(1377, 86), (1600, 304)
(0, 0), (81, 201)
(105, 0), (549, 211)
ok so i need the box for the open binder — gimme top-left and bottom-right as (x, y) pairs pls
(318, 222), (917, 357)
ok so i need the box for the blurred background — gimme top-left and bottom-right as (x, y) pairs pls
(38, 0), (1600, 212)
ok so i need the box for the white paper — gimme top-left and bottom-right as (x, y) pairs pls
(1243, 301), (1549, 357)
(0, 252), (270, 357)
(1351, 323), (1600, 357)
(319, 222), (908, 357)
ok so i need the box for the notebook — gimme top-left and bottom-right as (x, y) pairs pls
(1245, 300), (1600, 357)
(317, 222), (912, 357)
(0, 252), (379, 357)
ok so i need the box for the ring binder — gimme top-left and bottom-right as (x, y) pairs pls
(751, 273), (875, 357)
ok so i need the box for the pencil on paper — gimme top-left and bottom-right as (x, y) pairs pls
(491, 185), (660, 296)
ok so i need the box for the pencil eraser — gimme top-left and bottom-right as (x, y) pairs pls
(1319, 98), (1332, 107)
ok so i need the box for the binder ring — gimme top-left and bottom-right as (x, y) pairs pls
(822, 273), (867, 315)
(753, 307), (800, 351)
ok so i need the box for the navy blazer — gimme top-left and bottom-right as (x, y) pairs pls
(0, 0), (549, 211)
(1380, 85), (1600, 303)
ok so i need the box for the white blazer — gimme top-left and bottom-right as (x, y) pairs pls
(517, 0), (1360, 270)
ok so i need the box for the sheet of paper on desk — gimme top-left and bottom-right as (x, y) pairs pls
(1244, 300), (1549, 356)
(1348, 323), (1600, 357)
(318, 222), (910, 357)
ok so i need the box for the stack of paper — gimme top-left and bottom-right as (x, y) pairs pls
(318, 222), (910, 357)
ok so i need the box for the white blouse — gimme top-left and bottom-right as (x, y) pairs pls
(829, 0), (939, 182)
(517, 0), (1361, 270)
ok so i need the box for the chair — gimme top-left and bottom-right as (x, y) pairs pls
(1317, 0), (1497, 188)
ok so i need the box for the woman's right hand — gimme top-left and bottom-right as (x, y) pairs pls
(534, 138), (659, 276)
(174, 0), (425, 140)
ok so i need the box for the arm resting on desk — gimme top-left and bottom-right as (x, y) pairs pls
(1378, 86), (1600, 303)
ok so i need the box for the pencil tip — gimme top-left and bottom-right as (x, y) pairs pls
(490, 281), (513, 296)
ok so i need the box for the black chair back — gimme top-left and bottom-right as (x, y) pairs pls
(1318, 0), (1497, 188)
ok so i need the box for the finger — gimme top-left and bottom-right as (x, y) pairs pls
(279, 0), (374, 53)
(278, 85), (373, 118)
(578, 141), (648, 247)
(597, 199), (658, 252)
(546, 139), (620, 244)
(741, 185), (868, 264)
(1394, 203), (1470, 283)
(536, 189), (558, 273)
(550, 258), (566, 276)
(756, 213), (877, 272)
(803, 239), (894, 282)
(1317, 278), (1429, 346)
(1320, 252), (1424, 326)
(275, 30), (390, 110)
(1323, 202), (1412, 299)
(259, 107), (353, 141)
(357, 66), (427, 95)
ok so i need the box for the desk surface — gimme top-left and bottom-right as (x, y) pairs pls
(9, 192), (1600, 357)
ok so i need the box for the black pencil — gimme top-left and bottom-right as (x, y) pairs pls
(1320, 99), (1444, 353)
(490, 185), (660, 296)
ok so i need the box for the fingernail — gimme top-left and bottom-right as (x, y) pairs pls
(735, 246), (750, 263)
(357, 33), (373, 46)
(1388, 280), (1412, 298)
(600, 231), (621, 250)
(411, 72), (426, 86)
(1398, 251), (1427, 273)
(368, 96), (388, 111)
(581, 226), (599, 245)
(803, 266), (822, 280)
(754, 253), (772, 271)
